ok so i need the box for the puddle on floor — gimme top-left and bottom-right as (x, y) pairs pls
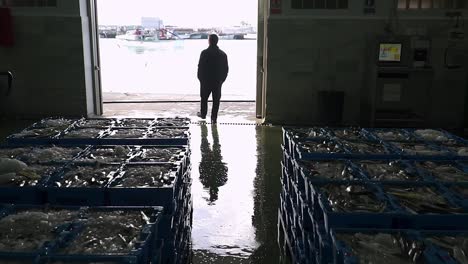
(190, 124), (284, 263)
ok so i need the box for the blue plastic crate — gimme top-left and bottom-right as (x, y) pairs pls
(151, 240), (164, 264)
(0, 162), (66, 204)
(45, 163), (123, 206)
(6, 118), (79, 145)
(74, 145), (138, 164)
(281, 145), (295, 176)
(73, 118), (117, 129)
(330, 228), (438, 264)
(407, 128), (467, 145)
(114, 118), (156, 129)
(0, 145), (88, 164)
(314, 182), (399, 232)
(107, 163), (186, 209)
(128, 145), (190, 164)
(432, 141), (468, 160)
(328, 128), (374, 142)
(292, 138), (350, 160)
(418, 230), (468, 264)
(353, 159), (428, 183)
(302, 228), (315, 264)
(278, 211), (300, 264)
(43, 206), (164, 264)
(442, 182), (468, 210)
(381, 182), (468, 230)
(314, 220), (333, 264)
(338, 139), (400, 160)
(0, 205), (78, 263)
(55, 127), (110, 146)
(364, 128), (419, 142)
(98, 127), (190, 146)
(386, 140), (455, 160)
(294, 159), (365, 205)
(413, 160), (468, 183)
(282, 127), (330, 152)
(99, 137), (190, 146)
(153, 117), (191, 128)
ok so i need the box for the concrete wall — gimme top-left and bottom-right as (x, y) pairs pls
(0, 0), (94, 118)
(263, 0), (468, 127)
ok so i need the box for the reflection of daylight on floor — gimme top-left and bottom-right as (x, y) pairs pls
(191, 124), (259, 258)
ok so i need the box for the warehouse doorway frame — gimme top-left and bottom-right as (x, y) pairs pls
(85, 0), (267, 119)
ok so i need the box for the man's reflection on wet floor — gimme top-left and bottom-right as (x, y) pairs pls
(199, 124), (228, 204)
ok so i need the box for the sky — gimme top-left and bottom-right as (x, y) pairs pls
(97, 0), (258, 28)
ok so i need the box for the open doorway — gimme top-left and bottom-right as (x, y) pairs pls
(95, 0), (258, 112)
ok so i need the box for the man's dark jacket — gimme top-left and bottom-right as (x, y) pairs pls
(197, 45), (229, 86)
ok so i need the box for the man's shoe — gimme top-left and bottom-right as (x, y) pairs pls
(196, 112), (206, 119)
(211, 119), (217, 124)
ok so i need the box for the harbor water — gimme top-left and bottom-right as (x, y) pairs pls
(99, 38), (257, 101)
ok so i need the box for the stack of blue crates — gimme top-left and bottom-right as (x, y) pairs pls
(280, 127), (468, 264)
(0, 205), (165, 263)
(0, 117), (193, 264)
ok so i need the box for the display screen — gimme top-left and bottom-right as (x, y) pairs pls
(378, 43), (402, 62)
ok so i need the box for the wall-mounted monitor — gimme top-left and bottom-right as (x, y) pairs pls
(378, 43), (402, 62)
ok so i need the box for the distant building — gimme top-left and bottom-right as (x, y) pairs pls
(141, 17), (163, 29)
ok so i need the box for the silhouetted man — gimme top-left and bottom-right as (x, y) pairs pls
(197, 34), (229, 123)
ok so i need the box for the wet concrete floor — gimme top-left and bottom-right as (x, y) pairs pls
(190, 123), (285, 263)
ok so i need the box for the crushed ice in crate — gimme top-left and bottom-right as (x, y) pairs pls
(63, 128), (104, 139)
(118, 119), (153, 128)
(78, 119), (114, 128)
(0, 209), (78, 252)
(300, 160), (357, 180)
(288, 128), (327, 139)
(384, 186), (462, 214)
(332, 128), (365, 140)
(155, 118), (190, 127)
(77, 146), (131, 163)
(147, 128), (188, 138)
(451, 186), (468, 199)
(113, 165), (174, 188)
(15, 146), (83, 163)
(299, 140), (344, 154)
(341, 140), (388, 154)
(35, 118), (74, 129)
(416, 162), (468, 182)
(12, 127), (61, 139)
(336, 232), (421, 264)
(107, 129), (147, 139)
(132, 147), (184, 162)
(0, 163), (58, 187)
(375, 130), (411, 141)
(358, 161), (420, 181)
(391, 142), (446, 156)
(414, 129), (449, 142)
(441, 144), (468, 156)
(0, 147), (30, 159)
(56, 165), (119, 188)
(427, 235), (468, 264)
(60, 210), (147, 254)
(321, 184), (386, 213)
